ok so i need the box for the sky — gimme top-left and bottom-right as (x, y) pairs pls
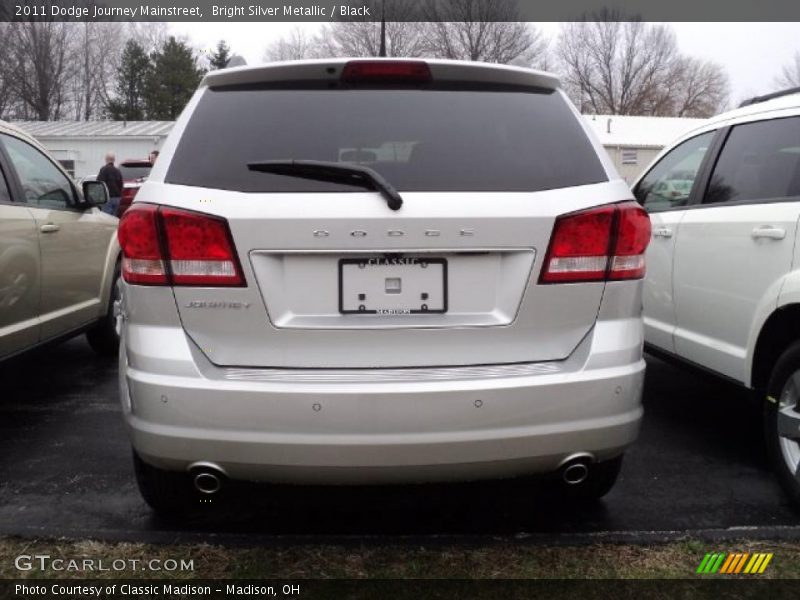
(169, 22), (800, 107)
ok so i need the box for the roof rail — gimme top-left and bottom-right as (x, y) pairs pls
(738, 86), (800, 108)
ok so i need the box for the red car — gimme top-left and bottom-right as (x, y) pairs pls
(118, 159), (153, 217)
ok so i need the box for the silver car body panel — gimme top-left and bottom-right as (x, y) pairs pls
(137, 179), (632, 368)
(120, 281), (644, 483)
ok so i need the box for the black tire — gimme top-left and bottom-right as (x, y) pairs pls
(86, 266), (121, 357)
(559, 455), (624, 502)
(133, 451), (194, 515)
(764, 341), (800, 507)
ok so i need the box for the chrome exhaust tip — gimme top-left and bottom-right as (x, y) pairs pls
(562, 462), (590, 485)
(188, 462), (226, 494)
(558, 453), (594, 485)
(193, 472), (222, 494)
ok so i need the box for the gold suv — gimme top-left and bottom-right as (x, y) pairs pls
(0, 120), (121, 361)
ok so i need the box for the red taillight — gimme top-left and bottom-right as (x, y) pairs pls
(117, 204), (167, 285)
(341, 60), (432, 84)
(541, 205), (615, 283)
(608, 203), (651, 280)
(160, 207), (244, 286)
(539, 202), (651, 284)
(118, 204), (244, 287)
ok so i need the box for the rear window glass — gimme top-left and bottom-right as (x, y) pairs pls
(166, 87), (607, 193)
(120, 165), (151, 180)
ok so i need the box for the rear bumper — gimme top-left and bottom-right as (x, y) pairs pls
(120, 315), (645, 484)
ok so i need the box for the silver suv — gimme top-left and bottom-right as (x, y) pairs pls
(0, 120), (120, 361)
(117, 59), (651, 513)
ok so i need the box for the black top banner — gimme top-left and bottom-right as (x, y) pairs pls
(1, 0), (800, 22)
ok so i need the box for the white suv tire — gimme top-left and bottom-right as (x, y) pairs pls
(765, 341), (800, 506)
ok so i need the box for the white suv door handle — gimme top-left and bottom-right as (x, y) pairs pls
(751, 226), (786, 240)
(653, 227), (673, 238)
(39, 223), (60, 234)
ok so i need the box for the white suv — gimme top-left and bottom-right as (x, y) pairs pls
(634, 89), (800, 505)
(118, 59), (651, 514)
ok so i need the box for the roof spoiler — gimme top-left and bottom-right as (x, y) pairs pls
(738, 86), (800, 108)
(203, 59), (560, 91)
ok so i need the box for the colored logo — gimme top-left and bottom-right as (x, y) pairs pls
(697, 552), (773, 574)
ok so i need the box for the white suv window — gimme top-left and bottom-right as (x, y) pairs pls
(635, 132), (714, 213)
(704, 117), (800, 205)
(2, 134), (74, 210)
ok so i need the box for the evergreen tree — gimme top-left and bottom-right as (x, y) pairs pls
(144, 37), (205, 120)
(209, 40), (232, 70)
(107, 40), (151, 121)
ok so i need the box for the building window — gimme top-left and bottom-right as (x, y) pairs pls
(621, 149), (638, 165)
(58, 160), (75, 177)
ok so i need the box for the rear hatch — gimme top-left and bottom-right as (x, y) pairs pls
(136, 60), (633, 369)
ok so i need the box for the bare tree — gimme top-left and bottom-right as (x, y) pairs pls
(316, 0), (427, 57)
(0, 23), (15, 118)
(557, 19), (677, 115)
(665, 57), (729, 117)
(0, 1), (125, 121)
(557, 17), (728, 117)
(317, 0), (545, 64)
(317, 21), (427, 58)
(264, 27), (321, 61)
(7, 21), (74, 120)
(127, 22), (170, 55)
(69, 22), (125, 120)
(775, 51), (800, 89)
(91, 23), (126, 114)
(420, 1), (547, 65)
(73, 23), (93, 120)
(510, 38), (552, 72)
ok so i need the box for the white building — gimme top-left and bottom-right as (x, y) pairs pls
(15, 115), (705, 184)
(12, 121), (173, 179)
(584, 114), (706, 183)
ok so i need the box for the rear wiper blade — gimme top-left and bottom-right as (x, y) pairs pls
(247, 159), (403, 211)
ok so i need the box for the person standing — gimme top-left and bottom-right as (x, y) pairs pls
(97, 152), (123, 216)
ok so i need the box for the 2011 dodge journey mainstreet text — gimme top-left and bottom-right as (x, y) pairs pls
(116, 59), (651, 513)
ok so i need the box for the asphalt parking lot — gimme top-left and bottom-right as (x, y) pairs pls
(0, 336), (798, 545)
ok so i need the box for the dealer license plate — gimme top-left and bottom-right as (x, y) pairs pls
(339, 257), (447, 315)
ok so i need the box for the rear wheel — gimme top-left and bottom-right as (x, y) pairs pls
(558, 455), (624, 502)
(86, 266), (122, 356)
(133, 452), (194, 515)
(764, 342), (800, 507)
